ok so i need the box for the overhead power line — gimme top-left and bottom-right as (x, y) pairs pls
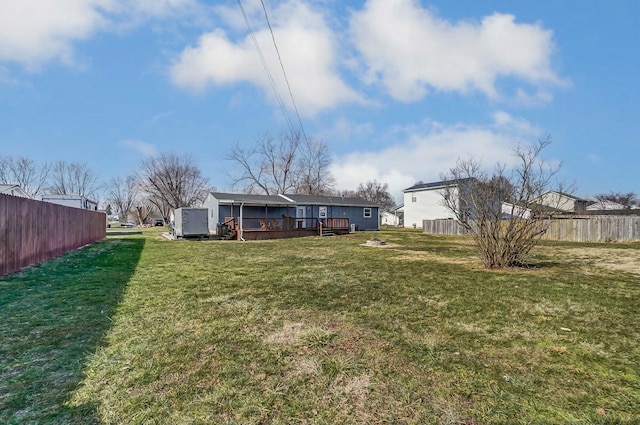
(258, 0), (309, 143)
(236, 0), (296, 136)
(237, 0), (309, 143)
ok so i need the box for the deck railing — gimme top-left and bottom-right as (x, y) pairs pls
(219, 216), (351, 239)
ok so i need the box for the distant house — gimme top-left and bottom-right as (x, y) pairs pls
(533, 191), (587, 213)
(403, 179), (476, 228)
(404, 178), (546, 226)
(500, 202), (532, 219)
(203, 192), (379, 240)
(0, 184), (30, 198)
(381, 204), (403, 226)
(586, 200), (626, 211)
(40, 194), (98, 210)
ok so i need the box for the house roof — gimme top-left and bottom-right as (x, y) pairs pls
(284, 194), (377, 207)
(41, 193), (98, 204)
(539, 190), (586, 201)
(210, 192), (291, 206)
(0, 184), (30, 198)
(586, 200), (626, 210)
(403, 178), (473, 192)
(0, 184), (18, 192)
(209, 192), (377, 207)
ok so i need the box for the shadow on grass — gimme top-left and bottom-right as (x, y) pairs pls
(106, 230), (144, 236)
(0, 237), (145, 424)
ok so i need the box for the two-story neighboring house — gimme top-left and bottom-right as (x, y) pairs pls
(402, 180), (465, 228)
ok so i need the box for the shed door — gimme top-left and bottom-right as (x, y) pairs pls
(296, 206), (306, 229)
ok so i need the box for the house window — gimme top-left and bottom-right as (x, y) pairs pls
(411, 193), (417, 202)
(363, 208), (372, 218)
(319, 206), (327, 218)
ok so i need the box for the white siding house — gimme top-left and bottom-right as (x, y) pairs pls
(381, 205), (403, 226)
(0, 184), (30, 198)
(586, 200), (625, 211)
(40, 194), (98, 210)
(403, 180), (459, 228)
(534, 191), (585, 212)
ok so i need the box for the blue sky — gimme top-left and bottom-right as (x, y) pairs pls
(1, 0), (638, 204)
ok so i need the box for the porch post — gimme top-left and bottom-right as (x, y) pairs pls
(239, 202), (244, 241)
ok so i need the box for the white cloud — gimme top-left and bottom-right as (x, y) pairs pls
(170, 0), (363, 116)
(0, 0), (109, 68)
(320, 116), (375, 142)
(119, 139), (158, 157)
(0, 0), (198, 69)
(350, 0), (563, 102)
(330, 113), (542, 203)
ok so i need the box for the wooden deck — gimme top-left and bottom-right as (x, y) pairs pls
(218, 217), (350, 240)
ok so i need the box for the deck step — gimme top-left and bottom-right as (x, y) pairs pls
(221, 230), (237, 240)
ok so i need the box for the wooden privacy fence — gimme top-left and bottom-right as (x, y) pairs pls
(422, 216), (640, 243)
(1, 194), (106, 276)
(541, 216), (640, 242)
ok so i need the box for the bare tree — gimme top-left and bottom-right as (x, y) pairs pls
(228, 133), (298, 195)
(296, 137), (335, 195)
(357, 180), (396, 212)
(441, 137), (566, 269)
(134, 200), (156, 226)
(137, 152), (210, 222)
(103, 175), (138, 222)
(593, 192), (638, 209)
(48, 161), (99, 199)
(0, 155), (50, 198)
(228, 131), (335, 195)
(336, 189), (358, 198)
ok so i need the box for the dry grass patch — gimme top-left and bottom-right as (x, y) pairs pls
(392, 249), (482, 267)
(536, 243), (640, 275)
(561, 246), (640, 275)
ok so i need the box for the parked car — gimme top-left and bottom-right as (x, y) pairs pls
(121, 222), (136, 228)
(154, 218), (164, 226)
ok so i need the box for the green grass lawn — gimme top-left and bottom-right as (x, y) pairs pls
(1, 229), (639, 424)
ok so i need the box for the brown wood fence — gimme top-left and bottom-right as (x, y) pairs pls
(1, 194), (106, 276)
(422, 216), (640, 243)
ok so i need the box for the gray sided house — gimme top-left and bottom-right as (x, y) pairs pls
(203, 192), (379, 240)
